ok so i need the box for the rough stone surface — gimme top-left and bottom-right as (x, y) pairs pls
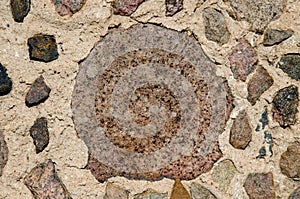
(247, 66), (274, 105)
(263, 29), (294, 46)
(29, 117), (49, 153)
(212, 159), (237, 192)
(165, 0), (183, 16)
(244, 172), (275, 199)
(229, 38), (257, 82)
(112, 0), (146, 16)
(72, 24), (233, 181)
(170, 179), (191, 199)
(0, 63), (12, 96)
(10, 0), (31, 22)
(272, 85), (299, 127)
(104, 182), (129, 199)
(229, 110), (252, 149)
(277, 54), (300, 81)
(27, 34), (59, 62)
(0, 131), (8, 177)
(203, 7), (230, 45)
(134, 189), (167, 199)
(190, 183), (217, 199)
(24, 159), (72, 199)
(289, 187), (300, 199)
(52, 0), (86, 16)
(280, 142), (300, 179)
(224, 0), (286, 33)
(25, 76), (51, 107)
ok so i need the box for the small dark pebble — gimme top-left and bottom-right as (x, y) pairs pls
(112, 0), (145, 16)
(10, 0), (31, 22)
(263, 29), (294, 46)
(259, 108), (268, 130)
(25, 76), (51, 107)
(277, 53), (300, 81)
(166, 0), (183, 16)
(28, 34), (59, 62)
(29, 117), (49, 153)
(0, 63), (12, 96)
(256, 146), (266, 159)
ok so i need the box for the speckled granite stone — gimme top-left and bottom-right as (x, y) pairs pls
(52, 0), (86, 16)
(72, 24), (233, 181)
(24, 159), (72, 199)
(0, 131), (8, 177)
(280, 142), (300, 179)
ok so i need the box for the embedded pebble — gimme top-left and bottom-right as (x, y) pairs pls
(272, 85), (299, 127)
(289, 187), (300, 199)
(190, 183), (217, 199)
(104, 182), (129, 199)
(112, 0), (146, 16)
(134, 189), (167, 199)
(29, 117), (49, 153)
(0, 63), (12, 96)
(28, 34), (59, 62)
(229, 38), (257, 82)
(10, 0), (31, 22)
(52, 0), (86, 16)
(25, 76), (51, 107)
(0, 131), (8, 177)
(263, 29), (294, 46)
(280, 142), (300, 179)
(244, 172), (275, 199)
(203, 7), (230, 45)
(24, 159), (72, 199)
(165, 0), (183, 16)
(247, 66), (274, 105)
(229, 110), (252, 149)
(170, 179), (191, 199)
(212, 159), (237, 192)
(277, 54), (300, 81)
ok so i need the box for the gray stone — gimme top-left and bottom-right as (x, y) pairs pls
(203, 7), (230, 45)
(0, 131), (8, 177)
(104, 182), (129, 199)
(263, 29), (294, 46)
(277, 54), (300, 81)
(212, 159), (237, 192)
(52, 0), (86, 16)
(0, 63), (12, 96)
(29, 117), (49, 153)
(25, 76), (51, 107)
(10, 0), (31, 22)
(280, 142), (300, 179)
(134, 189), (167, 199)
(190, 183), (217, 199)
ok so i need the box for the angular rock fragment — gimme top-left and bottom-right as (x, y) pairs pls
(10, 0), (31, 22)
(0, 131), (9, 177)
(28, 34), (59, 62)
(224, 0), (286, 33)
(280, 142), (300, 179)
(0, 63), (12, 96)
(289, 187), (300, 199)
(247, 66), (274, 105)
(112, 0), (146, 16)
(244, 172), (275, 199)
(25, 76), (51, 107)
(170, 179), (191, 199)
(29, 117), (49, 153)
(263, 29), (294, 46)
(134, 189), (167, 199)
(190, 183), (217, 199)
(203, 7), (230, 45)
(272, 85), (299, 127)
(277, 54), (300, 81)
(229, 38), (257, 82)
(212, 159), (237, 192)
(52, 0), (86, 16)
(104, 182), (129, 199)
(229, 110), (252, 149)
(24, 159), (72, 199)
(166, 0), (183, 16)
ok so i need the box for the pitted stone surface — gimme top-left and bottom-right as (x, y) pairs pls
(0, 131), (8, 177)
(263, 29), (294, 46)
(72, 24), (233, 181)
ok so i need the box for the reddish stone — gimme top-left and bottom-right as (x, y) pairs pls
(25, 76), (51, 107)
(280, 142), (300, 179)
(52, 0), (86, 16)
(0, 131), (8, 177)
(247, 66), (274, 105)
(229, 38), (257, 82)
(244, 172), (275, 199)
(166, 0), (183, 16)
(112, 0), (146, 16)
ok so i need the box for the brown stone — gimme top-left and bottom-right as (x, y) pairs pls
(277, 54), (300, 81)
(203, 7), (230, 45)
(165, 0), (183, 16)
(289, 187), (300, 199)
(52, 0), (86, 16)
(29, 117), (49, 153)
(0, 131), (8, 177)
(229, 38), (257, 82)
(170, 179), (191, 199)
(272, 85), (299, 127)
(112, 0), (146, 16)
(24, 159), (72, 199)
(104, 182), (129, 199)
(247, 66), (274, 105)
(263, 29), (294, 46)
(244, 172), (275, 199)
(190, 183), (217, 199)
(229, 110), (252, 149)
(25, 76), (51, 107)
(0, 63), (13, 96)
(280, 142), (300, 179)
(10, 0), (31, 22)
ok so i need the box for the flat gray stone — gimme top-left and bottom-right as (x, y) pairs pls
(134, 189), (167, 199)
(263, 29), (294, 46)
